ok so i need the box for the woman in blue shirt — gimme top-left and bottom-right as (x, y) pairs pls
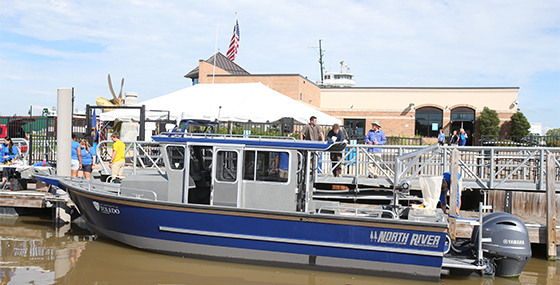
(71, 134), (82, 178)
(1, 137), (18, 187)
(79, 139), (96, 180)
(459, 128), (468, 146)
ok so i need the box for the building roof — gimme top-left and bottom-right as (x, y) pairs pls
(184, 52), (250, 79)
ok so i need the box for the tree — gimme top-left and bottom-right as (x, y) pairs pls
(477, 107), (500, 136)
(510, 111), (531, 137)
(546, 128), (560, 137)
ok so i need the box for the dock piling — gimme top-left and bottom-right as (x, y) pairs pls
(546, 153), (557, 260)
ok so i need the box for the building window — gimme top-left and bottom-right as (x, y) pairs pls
(415, 107), (443, 137)
(451, 107), (475, 121)
(300, 93), (302, 100)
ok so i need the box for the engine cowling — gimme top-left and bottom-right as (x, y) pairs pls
(471, 212), (531, 277)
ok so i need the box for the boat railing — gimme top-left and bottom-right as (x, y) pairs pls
(159, 131), (298, 142)
(317, 206), (397, 219)
(11, 138), (30, 166)
(71, 177), (159, 201)
(96, 140), (165, 176)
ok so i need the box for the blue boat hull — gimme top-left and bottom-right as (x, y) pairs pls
(63, 180), (447, 281)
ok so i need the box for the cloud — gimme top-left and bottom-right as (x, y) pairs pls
(0, 0), (558, 127)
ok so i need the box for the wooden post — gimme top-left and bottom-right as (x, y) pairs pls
(449, 149), (459, 241)
(546, 153), (557, 260)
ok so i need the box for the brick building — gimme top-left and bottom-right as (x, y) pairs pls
(185, 53), (519, 145)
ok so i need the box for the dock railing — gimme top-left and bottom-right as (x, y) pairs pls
(316, 144), (560, 191)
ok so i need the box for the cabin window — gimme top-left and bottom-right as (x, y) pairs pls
(216, 150), (238, 182)
(243, 150), (288, 183)
(166, 145), (185, 170)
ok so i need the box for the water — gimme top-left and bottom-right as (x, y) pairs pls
(0, 215), (556, 284)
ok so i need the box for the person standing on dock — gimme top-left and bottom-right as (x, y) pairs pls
(327, 123), (345, 177)
(365, 121), (386, 178)
(109, 132), (125, 182)
(70, 134), (82, 178)
(449, 130), (459, 146)
(440, 171), (462, 215)
(300, 116), (324, 141)
(459, 128), (468, 146)
(438, 129), (446, 146)
(80, 139), (96, 180)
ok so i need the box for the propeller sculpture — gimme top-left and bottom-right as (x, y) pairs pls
(96, 74), (125, 111)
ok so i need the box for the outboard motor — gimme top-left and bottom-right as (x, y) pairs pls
(471, 212), (531, 277)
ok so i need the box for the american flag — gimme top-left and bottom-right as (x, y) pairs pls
(226, 19), (240, 61)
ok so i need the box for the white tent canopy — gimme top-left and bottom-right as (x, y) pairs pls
(99, 83), (341, 125)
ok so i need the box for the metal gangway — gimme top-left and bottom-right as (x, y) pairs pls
(314, 144), (560, 194)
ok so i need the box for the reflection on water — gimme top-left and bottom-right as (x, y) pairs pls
(0, 215), (557, 284)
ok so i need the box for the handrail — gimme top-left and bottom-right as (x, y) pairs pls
(12, 138), (29, 165)
(318, 205), (397, 219)
(74, 178), (158, 201)
(315, 144), (560, 192)
(159, 132), (298, 142)
(96, 140), (165, 176)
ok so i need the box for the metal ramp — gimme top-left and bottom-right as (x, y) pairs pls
(314, 144), (560, 192)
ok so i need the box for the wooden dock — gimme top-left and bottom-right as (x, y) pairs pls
(455, 211), (559, 244)
(0, 182), (73, 223)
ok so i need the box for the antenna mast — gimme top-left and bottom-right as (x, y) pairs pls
(318, 39), (324, 85)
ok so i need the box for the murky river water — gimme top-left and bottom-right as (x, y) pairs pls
(0, 215), (556, 285)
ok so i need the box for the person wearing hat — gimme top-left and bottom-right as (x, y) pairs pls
(364, 120), (386, 178)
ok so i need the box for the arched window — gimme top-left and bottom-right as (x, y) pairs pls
(450, 107), (476, 146)
(450, 107), (475, 121)
(415, 107), (443, 137)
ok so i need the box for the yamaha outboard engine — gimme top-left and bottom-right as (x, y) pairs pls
(471, 212), (531, 277)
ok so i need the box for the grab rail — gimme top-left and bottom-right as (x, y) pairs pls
(318, 206), (397, 219)
(73, 178), (158, 201)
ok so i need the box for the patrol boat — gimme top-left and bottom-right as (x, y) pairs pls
(37, 128), (531, 281)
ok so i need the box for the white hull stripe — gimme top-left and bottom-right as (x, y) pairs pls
(159, 226), (443, 257)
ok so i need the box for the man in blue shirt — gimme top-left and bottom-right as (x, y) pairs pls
(364, 121), (386, 178)
(440, 171), (462, 215)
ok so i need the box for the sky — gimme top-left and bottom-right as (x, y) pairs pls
(1, 0), (559, 132)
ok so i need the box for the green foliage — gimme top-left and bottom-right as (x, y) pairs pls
(477, 107), (500, 136)
(546, 128), (560, 137)
(509, 112), (531, 137)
